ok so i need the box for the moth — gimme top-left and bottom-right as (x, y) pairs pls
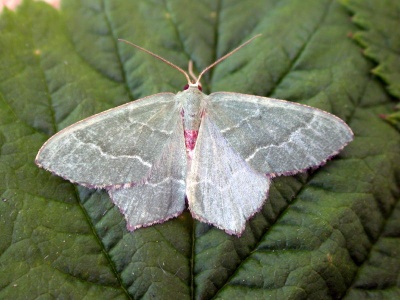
(36, 36), (353, 236)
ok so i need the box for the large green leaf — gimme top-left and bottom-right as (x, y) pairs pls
(1, 0), (399, 299)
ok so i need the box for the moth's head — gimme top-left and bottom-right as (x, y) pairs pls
(183, 83), (202, 91)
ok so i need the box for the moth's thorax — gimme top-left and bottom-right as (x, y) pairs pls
(177, 86), (206, 155)
(178, 86), (205, 131)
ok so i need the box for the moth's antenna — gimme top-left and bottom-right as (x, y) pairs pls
(195, 34), (262, 85)
(118, 39), (192, 85)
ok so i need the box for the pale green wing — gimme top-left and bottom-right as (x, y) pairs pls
(109, 119), (187, 230)
(207, 92), (353, 176)
(36, 93), (182, 188)
(187, 114), (270, 235)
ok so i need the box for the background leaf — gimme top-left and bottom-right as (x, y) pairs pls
(341, 0), (400, 99)
(341, 0), (400, 134)
(1, 0), (399, 299)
